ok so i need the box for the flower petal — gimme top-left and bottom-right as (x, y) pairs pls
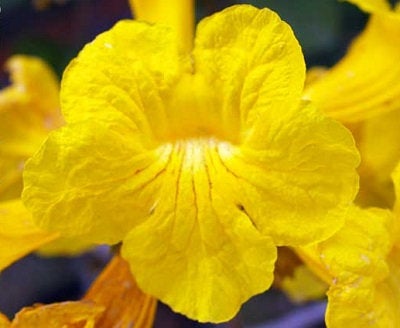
(121, 141), (277, 323)
(304, 12), (400, 123)
(61, 19), (188, 143)
(23, 119), (171, 244)
(301, 206), (396, 326)
(84, 255), (157, 328)
(357, 107), (400, 208)
(318, 206), (392, 280)
(326, 274), (379, 327)
(0, 56), (60, 200)
(215, 101), (359, 245)
(10, 301), (103, 327)
(193, 5), (305, 143)
(0, 200), (58, 271)
(36, 236), (94, 257)
(326, 251), (400, 328)
(0, 313), (9, 327)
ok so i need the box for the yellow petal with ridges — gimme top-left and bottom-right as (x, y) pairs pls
(121, 141), (277, 322)
(326, 274), (379, 327)
(303, 207), (396, 327)
(213, 101), (359, 245)
(319, 206), (392, 280)
(326, 249), (400, 328)
(23, 119), (171, 244)
(0, 199), (58, 271)
(194, 5), (305, 142)
(61, 19), (188, 143)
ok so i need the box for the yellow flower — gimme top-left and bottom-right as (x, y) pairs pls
(22, 5), (359, 322)
(304, 0), (400, 123)
(297, 205), (395, 327)
(0, 55), (96, 265)
(305, 0), (400, 208)
(0, 55), (61, 201)
(0, 56), (64, 269)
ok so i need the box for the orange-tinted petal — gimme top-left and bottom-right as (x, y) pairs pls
(84, 255), (156, 328)
(10, 301), (103, 328)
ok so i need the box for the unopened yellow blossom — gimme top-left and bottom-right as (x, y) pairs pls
(22, 5), (359, 322)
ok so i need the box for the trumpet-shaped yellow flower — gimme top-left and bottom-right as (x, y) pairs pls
(304, 0), (400, 123)
(22, 5), (359, 322)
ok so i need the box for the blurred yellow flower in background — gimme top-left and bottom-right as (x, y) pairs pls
(0, 56), (61, 269)
(305, 0), (400, 208)
(0, 55), (61, 201)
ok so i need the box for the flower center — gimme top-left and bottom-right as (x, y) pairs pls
(172, 137), (233, 171)
(154, 74), (239, 145)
